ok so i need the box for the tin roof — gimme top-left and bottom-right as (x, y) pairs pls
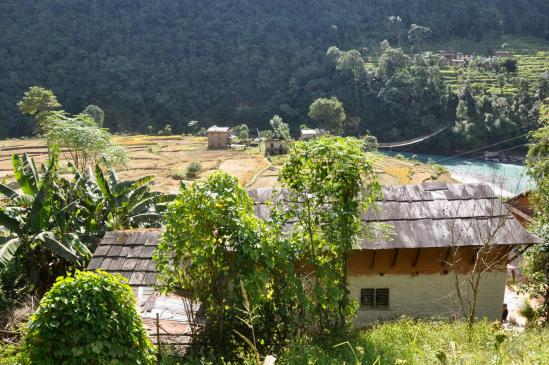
(207, 126), (230, 132)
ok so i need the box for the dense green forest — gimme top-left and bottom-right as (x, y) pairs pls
(1, 0), (548, 150)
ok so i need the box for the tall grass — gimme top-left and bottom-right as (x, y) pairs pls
(172, 318), (549, 364)
(277, 318), (549, 365)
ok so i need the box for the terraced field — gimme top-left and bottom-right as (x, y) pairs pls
(440, 51), (548, 95)
(0, 136), (269, 194)
(0, 136), (454, 192)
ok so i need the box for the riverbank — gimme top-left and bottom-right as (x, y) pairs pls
(382, 151), (535, 196)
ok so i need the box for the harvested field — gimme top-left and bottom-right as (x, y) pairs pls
(0, 136), (453, 192)
(248, 152), (454, 188)
(0, 135), (269, 193)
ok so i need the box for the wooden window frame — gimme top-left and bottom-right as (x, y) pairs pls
(360, 288), (390, 310)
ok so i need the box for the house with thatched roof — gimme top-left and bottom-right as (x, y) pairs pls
(88, 183), (540, 325)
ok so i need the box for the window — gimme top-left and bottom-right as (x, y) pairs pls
(360, 288), (389, 309)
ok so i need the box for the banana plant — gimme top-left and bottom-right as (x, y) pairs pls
(93, 164), (175, 230)
(0, 153), (92, 292)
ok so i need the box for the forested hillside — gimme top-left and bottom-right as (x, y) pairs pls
(1, 0), (548, 149)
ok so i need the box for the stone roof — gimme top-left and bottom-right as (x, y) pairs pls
(87, 183), (540, 284)
(87, 230), (160, 286)
(249, 183), (541, 249)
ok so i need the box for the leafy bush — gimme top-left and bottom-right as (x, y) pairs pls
(186, 162), (202, 179)
(196, 127), (207, 136)
(168, 168), (186, 180)
(46, 112), (127, 170)
(25, 270), (156, 365)
(520, 300), (540, 323)
(362, 134), (378, 152)
(0, 152), (172, 295)
(82, 104), (105, 128)
(0, 342), (29, 365)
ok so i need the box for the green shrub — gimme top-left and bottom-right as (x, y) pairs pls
(186, 162), (202, 179)
(169, 168), (187, 180)
(24, 270), (156, 365)
(520, 300), (540, 323)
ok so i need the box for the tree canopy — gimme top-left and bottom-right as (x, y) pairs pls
(0, 0), (547, 142)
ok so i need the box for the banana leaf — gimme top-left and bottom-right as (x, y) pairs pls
(0, 237), (21, 267)
(35, 231), (80, 263)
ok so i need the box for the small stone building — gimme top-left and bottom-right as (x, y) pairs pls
(495, 50), (513, 57)
(438, 50), (455, 65)
(207, 126), (231, 149)
(88, 183), (540, 325)
(263, 139), (289, 155)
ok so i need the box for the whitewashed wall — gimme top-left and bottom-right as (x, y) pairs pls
(348, 272), (506, 325)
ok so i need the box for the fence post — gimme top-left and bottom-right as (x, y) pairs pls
(156, 313), (161, 361)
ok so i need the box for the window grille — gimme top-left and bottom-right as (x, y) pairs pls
(360, 288), (389, 309)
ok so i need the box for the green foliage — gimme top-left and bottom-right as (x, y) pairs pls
(46, 111), (127, 171)
(0, 152), (172, 295)
(83, 104), (105, 127)
(161, 124), (173, 135)
(24, 270), (155, 365)
(520, 300), (540, 324)
(154, 172), (277, 346)
(258, 130), (274, 140)
(527, 103), (549, 223)
(408, 24), (433, 52)
(278, 136), (380, 331)
(188, 120), (199, 134)
(156, 137), (381, 353)
(185, 161), (202, 179)
(308, 97), (346, 134)
(268, 115), (291, 140)
(17, 86), (61, 133)
(362, 134), (378, 152)
(0, 152), (93, 293)
(93, 165), (175, 230)
(0, 2), (548, 142)
(523, 103), (549, 324)
(178, 319), (549, 364)
(280, 319), (549, 365)
(0, 342), (29, 365)
(232, 123), (250, 142)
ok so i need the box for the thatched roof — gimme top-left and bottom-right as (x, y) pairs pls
(87, 183), (540, 285)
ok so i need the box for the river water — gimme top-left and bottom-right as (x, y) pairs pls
(382, 151), (535, 197)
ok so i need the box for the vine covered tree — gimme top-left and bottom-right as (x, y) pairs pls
(278, 136), (380, 330)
